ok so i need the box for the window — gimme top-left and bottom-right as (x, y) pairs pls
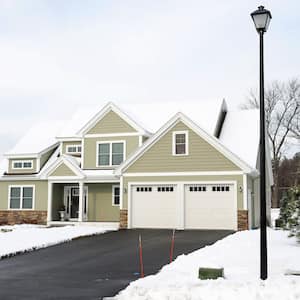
(172, 131), (188, 155)
(112, 186), (120, 206)
(66, 145), (82, 154)
(189, 185), (207, 192)
(157, 186), (174, 192)
(12, 160), (33, 170)
(97, 141), (125, 166)
(136, 186), (152, 192)
(212, 185), (230, 192)
(9, 186), (34, 209)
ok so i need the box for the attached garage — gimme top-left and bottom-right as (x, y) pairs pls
(184, 184), (236, 230)
(129, 182), (237, 230)
(131, 184), (178, 229)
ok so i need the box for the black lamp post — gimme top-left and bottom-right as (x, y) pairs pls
(250, 6), (272, 280)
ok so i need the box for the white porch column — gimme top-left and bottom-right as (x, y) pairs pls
(78, 181), (84, 222)
(47, 182), (53, 223)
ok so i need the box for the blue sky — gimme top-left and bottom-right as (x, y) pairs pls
(0, 0), (299, 156)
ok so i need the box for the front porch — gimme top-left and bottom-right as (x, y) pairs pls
(47, 182), (121, 224)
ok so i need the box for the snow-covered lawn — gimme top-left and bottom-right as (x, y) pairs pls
(116, 229), (300, 300)
(0, 224), (116, 258)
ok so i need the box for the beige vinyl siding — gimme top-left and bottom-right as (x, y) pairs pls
(83, 136), (139, 169)
(8, 158), (37, 174)
(126, 122), (240, 173)
(87, 183), (119, 221)
(87, 111), (137, 134)
(62, 141), (82, 155)
(49, 163), (77, 177)
(123, 175), (244, 210)
(40, 148), (57, 170)
(0, 180), (48, 210)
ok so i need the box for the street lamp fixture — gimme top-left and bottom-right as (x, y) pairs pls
(250, 5), (272, 281)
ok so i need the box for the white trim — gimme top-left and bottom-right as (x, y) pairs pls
(138, 135), (143, 147)
(123, 171), (244, 177)
(47, 182), (52, 222)
(127, 180), (238, 231)
(96, 140), (126, 167)
(36, 158), (40, 173)
(77, 102), (150, 136)
(11, 160), (34, 170)
(172, 130), (189, 156)
(120, 176), (124, 209)
(112, 184), (120, 206)
(0, 175), (39, 181)
(8, 185), (35, 210)
(116, 112), (254, 175)
(78, 182), (84, 221)
(82, 138), (85, 168)
(85, 132), (146, 138)
(243, 174), (248, 210)
(56, 137), (82, 142)
(66, 144), (82, 155)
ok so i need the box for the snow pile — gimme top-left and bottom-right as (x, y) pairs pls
(0, 224), (116, 258)
(116, 229), (300, 300)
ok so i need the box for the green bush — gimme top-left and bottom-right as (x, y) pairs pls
(278, 186), (300, 242)
(198, 268), (224, 280)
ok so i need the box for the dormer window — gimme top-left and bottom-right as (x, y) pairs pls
(12, 160), (33, 170)
(97, 141), (125, 167)
(66, 145), (82, 155)
(172, 131), (188, 156)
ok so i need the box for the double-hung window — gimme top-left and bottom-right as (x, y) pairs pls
(112, 186), (120, 206)
(9, 186), (34, 209)
(97, 141), (125, 166)
(172, 131), (188, 155)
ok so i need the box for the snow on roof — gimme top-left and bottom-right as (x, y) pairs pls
(5, 121), (65, 156)
(122, 100), (223, 134)
(57, 99), (223, 138)
(0, 158), (8, 175)
(219, 109), (259, 169)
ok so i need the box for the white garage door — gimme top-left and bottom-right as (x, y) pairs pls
(131, 184), (178, 229)
(184, 184), (236, 230)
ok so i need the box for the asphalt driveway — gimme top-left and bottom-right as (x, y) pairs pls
(0, 229), (232, 300)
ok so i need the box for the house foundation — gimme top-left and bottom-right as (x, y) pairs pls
(0, 210), (47, 225)
(238, 210), (249, 231)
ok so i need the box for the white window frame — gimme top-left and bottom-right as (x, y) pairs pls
(11, 160), (33, 170)
(66, 145), (82, 154)
(112, 185), (120, 206)
(96, 140), (126, 167)
(8, 185), (35, 210)
(172, 131), (189, 156)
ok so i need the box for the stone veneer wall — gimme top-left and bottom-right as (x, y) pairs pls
(238, 210), (249, 231)
(119, 209), (128, 229)
(0, 211), (47, 225)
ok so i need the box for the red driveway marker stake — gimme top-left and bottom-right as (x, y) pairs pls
(169, 229), (175, 263)
(139, 234), (144, 278)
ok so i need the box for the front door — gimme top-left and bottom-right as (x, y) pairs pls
(64, 186), (88, 220)
(70, 188), (79, 219)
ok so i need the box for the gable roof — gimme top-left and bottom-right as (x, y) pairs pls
(40, 154), (85, 179)
(116, 112), (255, 175)
(57, 102), (151, 138)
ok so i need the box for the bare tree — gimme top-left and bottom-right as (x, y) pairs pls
(241, 79), (300, 207)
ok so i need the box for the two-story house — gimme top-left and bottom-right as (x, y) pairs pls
(0, 101), (273, 230)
